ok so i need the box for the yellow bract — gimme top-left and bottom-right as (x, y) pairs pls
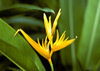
(14, 29), (50, 61)
(43, 14), (52, 42)
(52, 9), (61, 36)
(15, 9), (75, 65)
(43, 9), (61, 42)
(52, 30), (75, 52)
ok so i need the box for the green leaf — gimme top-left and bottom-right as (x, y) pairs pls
(93, 60), (100, 71)
(4, 16), (44, 28)
(77, 0), (100, 70)
(0, 4), (55, 17)
(0, 19), (46, 71)
(59, 0), (71, 67)
(59, 0), (85, 71)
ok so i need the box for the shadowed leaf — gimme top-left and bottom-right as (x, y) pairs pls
(0, 4), (55, 17)
(0, 19), (46, 71)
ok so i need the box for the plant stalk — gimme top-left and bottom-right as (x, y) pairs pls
(50, 61), (54, 71)
(48, 58), (54, 71)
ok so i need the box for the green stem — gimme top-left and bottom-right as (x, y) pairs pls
(50, 61), (54, 71)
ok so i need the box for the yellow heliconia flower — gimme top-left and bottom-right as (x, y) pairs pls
(14, 29), (75, 65)
(43, 9), (61, 42)
(14, 29), (52, 64)
(14, 9), (76, 71)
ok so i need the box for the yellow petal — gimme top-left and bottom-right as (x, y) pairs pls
(52, 30), (59, 47)
(49, 16), (51, 28)
(37, 38), (42, 47)
(43, 13), (52, 41)
(45, 36), (47, 47)
(59, 31), (66, 41)
(65, 37), (69, 41)
(52, 38), (75, 52)
(46, 42), (50, 52)
(42, 39), (44, 48)
(52, 9), (61, 36)
(43, 13), (49, 36)
(15, 29), (50, 59)
(56, 30), (59, 42)
(48, 16), (52, 40)
(43, 13), (49, 25)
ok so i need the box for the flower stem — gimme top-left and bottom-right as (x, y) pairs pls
(48, 59), (54, 71)
(50, 61), (54, 71)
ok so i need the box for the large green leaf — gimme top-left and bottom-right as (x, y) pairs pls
(0, 19), (46, 71)
(77, 0), (100, 70)
(59, 0), (71, 67)
(0, 4), (55, 17)
(59, 0), (85, 71)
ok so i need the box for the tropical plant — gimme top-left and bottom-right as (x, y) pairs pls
(0, 0), (100, 71)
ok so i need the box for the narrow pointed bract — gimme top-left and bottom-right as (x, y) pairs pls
(43, 13), (52, 42)
(52, 9), (61, 36)
(15, 29), (50, 60)
(52, 31), (75, 52)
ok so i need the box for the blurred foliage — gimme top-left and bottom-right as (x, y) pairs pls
(0, 0), (100, 71)
(78, 0), (100, 70)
